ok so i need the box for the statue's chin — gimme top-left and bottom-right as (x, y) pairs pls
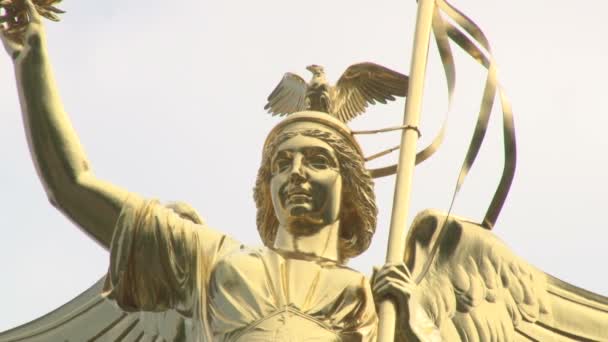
(285, 215), (325, 236)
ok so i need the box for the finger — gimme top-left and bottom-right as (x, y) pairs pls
(373, 280), (416, 302)
(372, 266), (400, 286)
(372, 277), (412, 295)
(373, 281), (413, 309)
(373, 264), (414, 284)
(381, 262), (413, 277)
(395, 262), (413, 278)
(371, 266), (380, 282)
(391, 263), (413, 281)
(375, 262), (410, 273)
(374, 280), (418, 300)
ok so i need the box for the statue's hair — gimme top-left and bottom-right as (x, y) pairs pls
(254, 128), (377, 262)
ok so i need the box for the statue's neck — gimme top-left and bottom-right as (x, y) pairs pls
(273, 220), (341, 262)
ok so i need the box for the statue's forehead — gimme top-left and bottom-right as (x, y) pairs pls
(274, 134), (336, 156)
(263, 111), (364, 157)
(277, 121), (338, 134)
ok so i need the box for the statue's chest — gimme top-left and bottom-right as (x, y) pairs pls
(206, 248), (366, 336)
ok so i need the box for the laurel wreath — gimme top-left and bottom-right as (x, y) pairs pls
(32, 0), (65, 22)
(0, 0), (64, 35)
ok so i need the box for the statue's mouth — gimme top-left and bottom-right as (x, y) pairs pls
(286, 188), (312, 203)
(287, 195), (311, 205)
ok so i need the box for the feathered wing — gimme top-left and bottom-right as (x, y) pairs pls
(264, 72), (308, 116)
(0, 277), (194, 342)
(402, 210), (608, 342)
(332, 62), (409, 122)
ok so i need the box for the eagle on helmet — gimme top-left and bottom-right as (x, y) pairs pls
(264, 62), (410, 123)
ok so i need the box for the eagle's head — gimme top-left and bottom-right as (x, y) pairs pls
(306, 64), (325, 76)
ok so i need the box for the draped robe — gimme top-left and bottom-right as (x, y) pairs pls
(103, 196), (378, 342)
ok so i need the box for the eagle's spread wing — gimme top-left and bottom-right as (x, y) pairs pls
(332, 62), (409, 122)
(264, 72), (308, 116)
(402, 210), (608, 342)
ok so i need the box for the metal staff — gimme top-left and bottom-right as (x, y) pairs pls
(376, 0), (436, 340)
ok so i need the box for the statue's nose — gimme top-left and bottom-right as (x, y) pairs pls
(289, 155), (306, 183)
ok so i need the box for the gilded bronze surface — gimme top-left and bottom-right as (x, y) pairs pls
(264, 63), (409, 123)
(1, 0), (607, 341)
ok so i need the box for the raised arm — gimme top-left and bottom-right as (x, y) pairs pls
(1, 0), (127, 248)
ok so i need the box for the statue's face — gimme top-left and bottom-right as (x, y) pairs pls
(270, 135), (342, 233)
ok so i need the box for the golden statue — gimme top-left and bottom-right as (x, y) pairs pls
(1, 1), (607, 341)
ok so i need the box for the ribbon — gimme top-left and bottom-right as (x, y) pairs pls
(368, 0), (516, 231)
(411, 0), (517, 284)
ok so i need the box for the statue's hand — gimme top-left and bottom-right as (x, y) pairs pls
(371, 262), (418, 317)
(0, 0), (46, 61)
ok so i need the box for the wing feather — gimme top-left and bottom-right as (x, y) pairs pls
(264, 72), (308, 116)
(268, 88), (292, 114)
(271, 92), (290, 115)
(333, 62), (409, 122)
(352, 89), (366, 112)
(294, 90), (305, 114)
(0, 278), (193, 342)
(403, 210), (608, 342)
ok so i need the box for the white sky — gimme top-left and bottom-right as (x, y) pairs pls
(1, 0), (607, 332)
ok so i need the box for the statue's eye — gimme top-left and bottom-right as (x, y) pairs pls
(308, 154), (332, 170)
(273, 156), (291, 173)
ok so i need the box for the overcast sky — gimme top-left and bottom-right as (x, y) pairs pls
(1, 0), (607, 332)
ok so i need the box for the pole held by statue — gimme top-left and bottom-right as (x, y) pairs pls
(377, 0), (436, 340)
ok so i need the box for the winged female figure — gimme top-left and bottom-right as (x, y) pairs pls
(0, 2), (419, 340)
(1, 1), (607, 341)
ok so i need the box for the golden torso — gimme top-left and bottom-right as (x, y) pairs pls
(103, 197), (377, 342)
(209, 247), (376, 341)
